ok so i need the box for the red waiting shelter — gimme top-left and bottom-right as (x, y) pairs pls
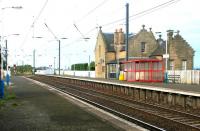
(123, 59), (164, 82)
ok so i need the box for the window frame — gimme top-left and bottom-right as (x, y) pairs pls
(141, 42), (146, 53)
(182, 60), (187, 70)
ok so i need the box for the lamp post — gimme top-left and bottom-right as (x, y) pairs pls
(82, 37), (91, 77)
(83, 50), (91, 77)
(156, 31), (169, 82)
(44, 23), (68, 76)
(0, 33), (20, 81)
(3, 34), (20, 70)
(58, 38), (68, 75)
(0, 6), (22, 86)
(54, 57), (56, 75)
(32, 36), (44, 75)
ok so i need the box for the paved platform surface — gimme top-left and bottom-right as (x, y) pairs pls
(62, 75), (200, 93)
(0, 76), (140, 131)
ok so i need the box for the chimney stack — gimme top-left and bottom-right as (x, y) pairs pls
(114, 29), (119, 45)
(118, 28), (124, 45)
(114, 28), (124, 45)
(167, 30), (174, 39)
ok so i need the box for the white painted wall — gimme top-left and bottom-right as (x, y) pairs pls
(36, 69), (95, 78)
(167, 70), (200, 84)
(57, 70), (95, 78)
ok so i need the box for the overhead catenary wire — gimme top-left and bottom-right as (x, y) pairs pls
(44, 23), (58, 40)
(62, 0), (110, 36)
(61, 0), (182, 49)
(75, 0), (109, 23)
(79, 0), (181, 38)
(21, 0), (182, 63)
(129, 0), (181, 21)
(19, 0), (49, 50)
(100, 0), (181, 27)
(73, 23), (88, 41)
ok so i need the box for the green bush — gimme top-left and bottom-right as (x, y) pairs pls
(0, 86), (16, 107)
(71, 61), (95, 71)
(11, 65), (33, 75)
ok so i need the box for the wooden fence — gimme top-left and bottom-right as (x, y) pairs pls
(167, 70), (200, 84)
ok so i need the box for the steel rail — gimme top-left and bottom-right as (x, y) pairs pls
(31, 75), (200, 130)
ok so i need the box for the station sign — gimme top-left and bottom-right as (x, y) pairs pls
(163, 54), (169, 58)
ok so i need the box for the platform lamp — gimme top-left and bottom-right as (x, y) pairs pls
(4, 34), (20, 70)
(156, 31), (170, 83)
(0, 6), (22, 97)
(82, 37), (91, 77)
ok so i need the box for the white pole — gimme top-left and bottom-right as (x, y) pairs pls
(166, 39), (168, 72)
(88, 55), (90, 77)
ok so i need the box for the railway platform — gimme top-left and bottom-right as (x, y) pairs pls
(68, 75), (200, 93)
(41, 75), (200, 114)
(0, 76), (145, 131)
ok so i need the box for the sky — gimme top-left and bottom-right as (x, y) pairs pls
(0, 0), (200, 69)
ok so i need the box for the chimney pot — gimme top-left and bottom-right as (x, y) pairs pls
(167, 30), (174, 39)
(142, 25), (145, 30)
(177, 30), (180, 35)
(99, 26), (102, 30)
(119, 28), (122, 32)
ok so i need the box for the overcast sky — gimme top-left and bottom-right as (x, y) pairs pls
(0, 0), (200, 69)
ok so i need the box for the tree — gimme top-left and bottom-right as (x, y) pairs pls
(11, 65), (32, 75)
(89, 61), (95, 70)
(71, 61), (95, 71)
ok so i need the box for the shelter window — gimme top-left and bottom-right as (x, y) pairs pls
(141, 42), (146, 52)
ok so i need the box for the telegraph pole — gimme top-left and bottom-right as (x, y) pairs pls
(125, 3), (129, 61)
(58, 40), (61, 75)
(88, 55), (90, 77)
(5, 40), (8, 70)
(54, 57), (56, 75)
(0, 44), (1, 81)
(33, 49), (35, 75)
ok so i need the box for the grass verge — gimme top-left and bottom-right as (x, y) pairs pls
(0, 85), (16, 108)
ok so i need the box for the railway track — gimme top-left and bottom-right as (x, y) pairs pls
(30, 75), (200, 131)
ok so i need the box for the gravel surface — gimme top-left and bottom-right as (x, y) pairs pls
(0, 76), (121, 131)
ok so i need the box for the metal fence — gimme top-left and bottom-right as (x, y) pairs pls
(167, 70), (200, 84)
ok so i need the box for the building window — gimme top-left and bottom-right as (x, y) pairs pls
(170, 60), (174, 70)
(141, 42), (146, 52)
(109, 64), (116, 73)
(182, 60), (187, 70)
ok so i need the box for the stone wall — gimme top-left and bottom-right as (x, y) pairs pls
(128, 25), (158, 58)
(168, 30), (194, 70)
(95, 31), (106, 78)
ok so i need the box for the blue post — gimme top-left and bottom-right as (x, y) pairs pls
(164, 72), (168, 83)
(6, 73), (10, 86)
(0, 80), (4, 98)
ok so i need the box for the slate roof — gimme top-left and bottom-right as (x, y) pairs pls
(102, 33), (125, 52)
(151, 39), (166, 56)
(102, 31), (166, 57)
(102, 33), (115, 52)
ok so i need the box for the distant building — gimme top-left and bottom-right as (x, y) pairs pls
(95, 25), (194, 79)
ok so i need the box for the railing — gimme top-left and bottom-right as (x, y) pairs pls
(167, 70), (200, 84)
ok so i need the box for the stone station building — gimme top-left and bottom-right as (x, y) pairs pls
(95, 25), (194, 79)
